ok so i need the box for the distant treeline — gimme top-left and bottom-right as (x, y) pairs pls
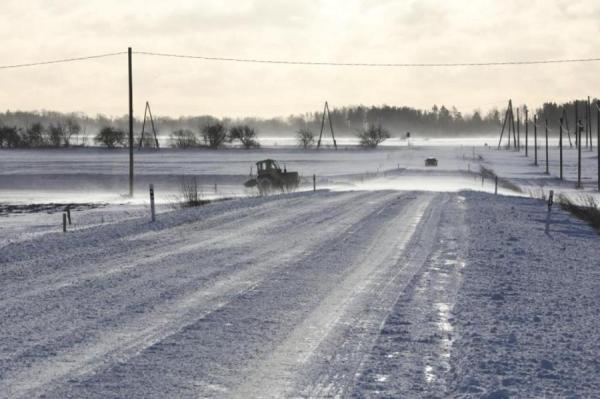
(0, 99), (597, 148)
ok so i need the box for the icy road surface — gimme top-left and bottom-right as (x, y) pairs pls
(0, 190), (460, 398)
(2, 190), (599, 398)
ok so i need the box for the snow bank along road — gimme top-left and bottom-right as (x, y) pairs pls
(1, 189), (599, 397)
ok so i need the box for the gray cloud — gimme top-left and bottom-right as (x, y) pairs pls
(0, 0), (598, 118)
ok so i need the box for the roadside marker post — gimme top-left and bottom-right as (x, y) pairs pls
(545, 190), (554, 233)
(494, 176), (498, 195)
(63, 213), (67, 233)
(313, 174), (316, 191)
(150, 184), (156, 222)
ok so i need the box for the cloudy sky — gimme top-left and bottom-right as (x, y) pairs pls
(0, 0), (598, 118)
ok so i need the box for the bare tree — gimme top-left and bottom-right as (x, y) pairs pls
(48, 123), (64, 147)
(23, 123), (45, 147)
(357, 124), (391, 148)
(64, 118), (81, 147)
(202, 122), (227, 149)
(95, 126), (125, 148)
(229, 125), (260, 149)
(297, 128), (315, 149)
(170, 129), (199, 148)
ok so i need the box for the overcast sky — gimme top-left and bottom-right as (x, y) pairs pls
(0, 0), (598, 118)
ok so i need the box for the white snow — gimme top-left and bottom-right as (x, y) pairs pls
(1, 140), (600, 397)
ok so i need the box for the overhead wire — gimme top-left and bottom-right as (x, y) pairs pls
(2, 50), (600, 70)
(0, 52), (127, 70)
(133, 50), (600, 67)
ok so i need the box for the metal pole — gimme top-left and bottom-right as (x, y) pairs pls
(128, 47), (134, 197)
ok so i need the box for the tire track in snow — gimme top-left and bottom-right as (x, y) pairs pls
(231, 193), (440, 398)
(0, 191), (403, 399)
(0, 191), (369, 305)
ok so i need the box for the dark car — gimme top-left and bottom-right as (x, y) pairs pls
(425, 158), (438, 167)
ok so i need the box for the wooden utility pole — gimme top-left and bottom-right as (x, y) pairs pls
(545, 119), (549, 174)
(511, 102), (517, 149)
(588, 96), (593, 150)
(524, 107), (528, 157)
(585, 97), (589, 148)
(597, 100), (600, 191)
(562, 108), (573, 147)
(577, 119), (582, 188)
(128, 47), (134, 197)
(575, 100), (579, 148)
(138, 101), (160, 150)
(559, 117), (563, 180)
(534, 115), (538, 165)
(498, 99), (516, 150)
(516, 108), (520, 151)
(317, 101), (337, 150)
(498, 101), (511, 149)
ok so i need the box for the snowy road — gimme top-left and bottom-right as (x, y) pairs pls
(0, 190), (460, 398)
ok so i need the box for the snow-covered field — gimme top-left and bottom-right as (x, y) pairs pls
(1, 141), (600, 397)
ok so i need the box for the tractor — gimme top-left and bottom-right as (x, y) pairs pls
(244, 159), (300, 195)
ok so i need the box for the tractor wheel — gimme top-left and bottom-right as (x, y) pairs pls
(257, 178), (273, 196)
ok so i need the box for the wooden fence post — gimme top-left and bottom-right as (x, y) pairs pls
(313, 174), (316, 191)
(63, 213), (67, 232)
(495, 176), (498, 195)
(149, 184), (156, 222)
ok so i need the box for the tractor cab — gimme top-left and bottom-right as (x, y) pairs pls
(256, 159), (281, 175)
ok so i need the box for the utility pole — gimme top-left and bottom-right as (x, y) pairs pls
(534, 115), (538, 165)
(589, 96), (593, 150)
(559, 117), (563, 180)
(128, 47), (134, 197)
(545, 118), (549, 174)
(577, 119), (582, 188)
(575, 100), (579, 148)
(524, 106), (528, 157)
(516, 107), (520, 151)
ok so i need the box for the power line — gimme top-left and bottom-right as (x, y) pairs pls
(135, 50), (600, 67)
(1, 49), (599, 70)
(0, 52), (126, 70)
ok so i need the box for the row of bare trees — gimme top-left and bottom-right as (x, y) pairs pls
(1, 120), (390, 149)
(170, 123), (260, 149)
(0, 120), (82, 148)
(296, 124), (391, 149)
